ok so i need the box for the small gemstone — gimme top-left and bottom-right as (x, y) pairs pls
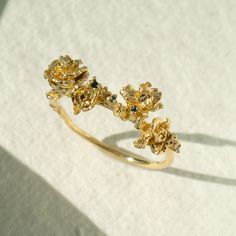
(110, 94), (117, 102)
(131, 105), (138, 112)
(91, 79), (99, 88)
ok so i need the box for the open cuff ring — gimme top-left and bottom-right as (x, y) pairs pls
(44, 55), (181, 169)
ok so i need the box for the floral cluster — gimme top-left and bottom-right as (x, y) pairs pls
(71, 77), (117, 115)
(71, 78), (100, 114)
(134, 118), (181, 154)
(113, 82), (163, 123)
(44, 55), (89, 96)
(113, 82), (180, 154)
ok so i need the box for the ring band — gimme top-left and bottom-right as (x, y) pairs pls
(44, 55), (181, 169)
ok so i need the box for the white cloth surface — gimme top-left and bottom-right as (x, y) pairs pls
(0, 0), (236, 235)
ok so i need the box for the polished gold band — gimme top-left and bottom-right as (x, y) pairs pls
(48, 99), (174, 169)
(44, 55), (180, 169)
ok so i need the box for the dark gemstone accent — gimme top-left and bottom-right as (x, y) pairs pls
(91, 79), (99, 88)
(131, 105), (138, 112)
(110, 94), (117, 102)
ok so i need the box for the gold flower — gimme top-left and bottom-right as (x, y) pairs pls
(134, 118), (181, 154)
(71, 78), (101, 114)
(44, 55), (88, 95)
(120, 82), (163, 122)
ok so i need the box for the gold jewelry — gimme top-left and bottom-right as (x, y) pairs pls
(44, 55), (181, 169)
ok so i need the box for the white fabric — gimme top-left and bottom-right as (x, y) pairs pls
(0, 0), (236, 235)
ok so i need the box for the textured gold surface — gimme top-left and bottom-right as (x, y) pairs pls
(44, 55), (181, 169)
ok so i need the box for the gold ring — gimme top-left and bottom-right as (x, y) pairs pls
(44, 55), (181, 169)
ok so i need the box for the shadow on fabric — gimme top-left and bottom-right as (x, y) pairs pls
(102, 131), (236, 187)
(0, 0), (8, 20)
(0, 145), (106, 236)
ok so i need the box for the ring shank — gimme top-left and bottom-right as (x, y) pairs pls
(49, 99), (174, 170)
